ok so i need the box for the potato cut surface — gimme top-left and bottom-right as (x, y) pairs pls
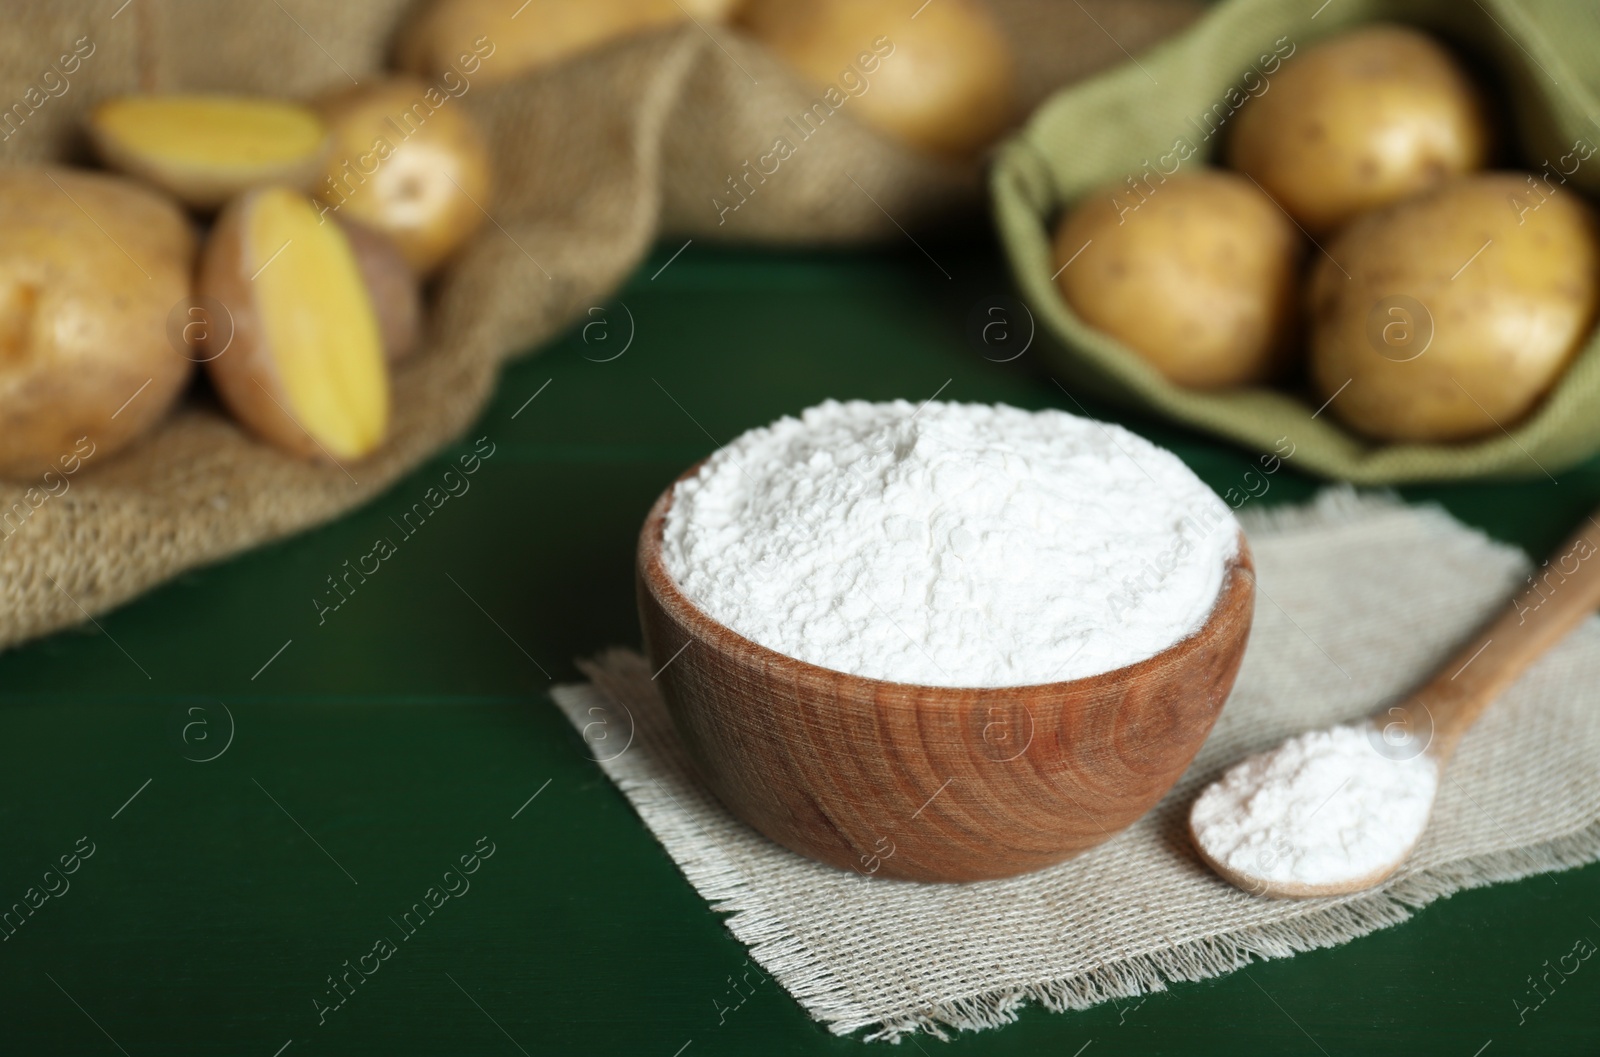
(249, 188), (388, 458)
(96, 95), (326, 170)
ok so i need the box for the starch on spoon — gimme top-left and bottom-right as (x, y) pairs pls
(1190, 722), (1439, 891)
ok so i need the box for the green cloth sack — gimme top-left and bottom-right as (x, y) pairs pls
(992, 0), (1600, 483)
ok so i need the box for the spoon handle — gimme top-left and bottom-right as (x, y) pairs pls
(1392, 510), (1600, 763)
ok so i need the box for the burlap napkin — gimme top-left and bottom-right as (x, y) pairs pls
(551, 491), (1600, 1042)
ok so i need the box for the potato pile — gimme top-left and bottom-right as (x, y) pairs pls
(1053, 24), (1600, 444)
(398, 0), (1013, 157)
(737, 0), (1013, 157)
(397, 0), (742, 85)
(0, 0), (1017, 480)
(0, 72), (492, 475)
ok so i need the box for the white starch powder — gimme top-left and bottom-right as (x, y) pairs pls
(660, 400), (1238, 688)
(1190, 723), (1440, 889)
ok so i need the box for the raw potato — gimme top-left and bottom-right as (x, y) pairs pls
(396, 0), (734, 84)
(314, 78), (492, 275)
(1227, 24), (1491, 234)
(0, 168), (195, 479)
(1309, 173), (1600, 442)
(682, 0), (744, 16)
(198, 187), (390, 462)
(88, 94), (330, 211)
(339, 219), (423, 364)
(1054, 170), (1303, 389)
(739, 0), (1013, 157)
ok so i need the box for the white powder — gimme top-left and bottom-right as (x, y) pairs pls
(660, 399), (1238, 688)
(1190, 723), (1440, 889)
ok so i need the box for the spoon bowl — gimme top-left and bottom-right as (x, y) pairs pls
(1190, 795), (1432, 900)
(636, 468), (1257, 883)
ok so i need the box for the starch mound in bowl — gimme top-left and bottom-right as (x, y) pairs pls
(661, 400), (1238, 687)
(638, 399), (1255, 882)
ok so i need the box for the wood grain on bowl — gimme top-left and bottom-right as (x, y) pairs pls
(636, 469), (1256, 883)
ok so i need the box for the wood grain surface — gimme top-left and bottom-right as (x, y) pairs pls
(637, 469), (1257, 883)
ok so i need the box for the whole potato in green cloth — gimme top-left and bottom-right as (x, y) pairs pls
(1308, 173), (1600, 442)
(1054, 169), (1303, 389)
(1228, 24), (1490, 235)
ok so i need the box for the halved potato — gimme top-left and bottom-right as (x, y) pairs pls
(198, 187), (390, 462)
(88, 95), (330, 210)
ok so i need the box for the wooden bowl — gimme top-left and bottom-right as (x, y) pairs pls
(636, 471), (1256, 883)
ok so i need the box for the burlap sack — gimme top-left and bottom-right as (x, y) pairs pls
(0, 0), (1200, 651)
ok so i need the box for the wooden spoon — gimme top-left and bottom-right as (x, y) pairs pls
(1193, 508), (1600, 899)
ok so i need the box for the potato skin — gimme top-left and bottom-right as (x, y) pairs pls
(396, 0), (711, 84)
(314, 78), (492, 275)
(681, 0), (744, 17)
(1227, 24), (1490, 234)
(1309, 173), (1600, 442)
(739, 0), (1013, 157)
(197, 192), (308, 460)
(1054, 169), (1304, 389)
(338, 219), (422, 364)
(0, 168), (195, 479)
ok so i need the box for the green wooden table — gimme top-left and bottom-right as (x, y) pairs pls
(2, 238), (1597, 1056)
